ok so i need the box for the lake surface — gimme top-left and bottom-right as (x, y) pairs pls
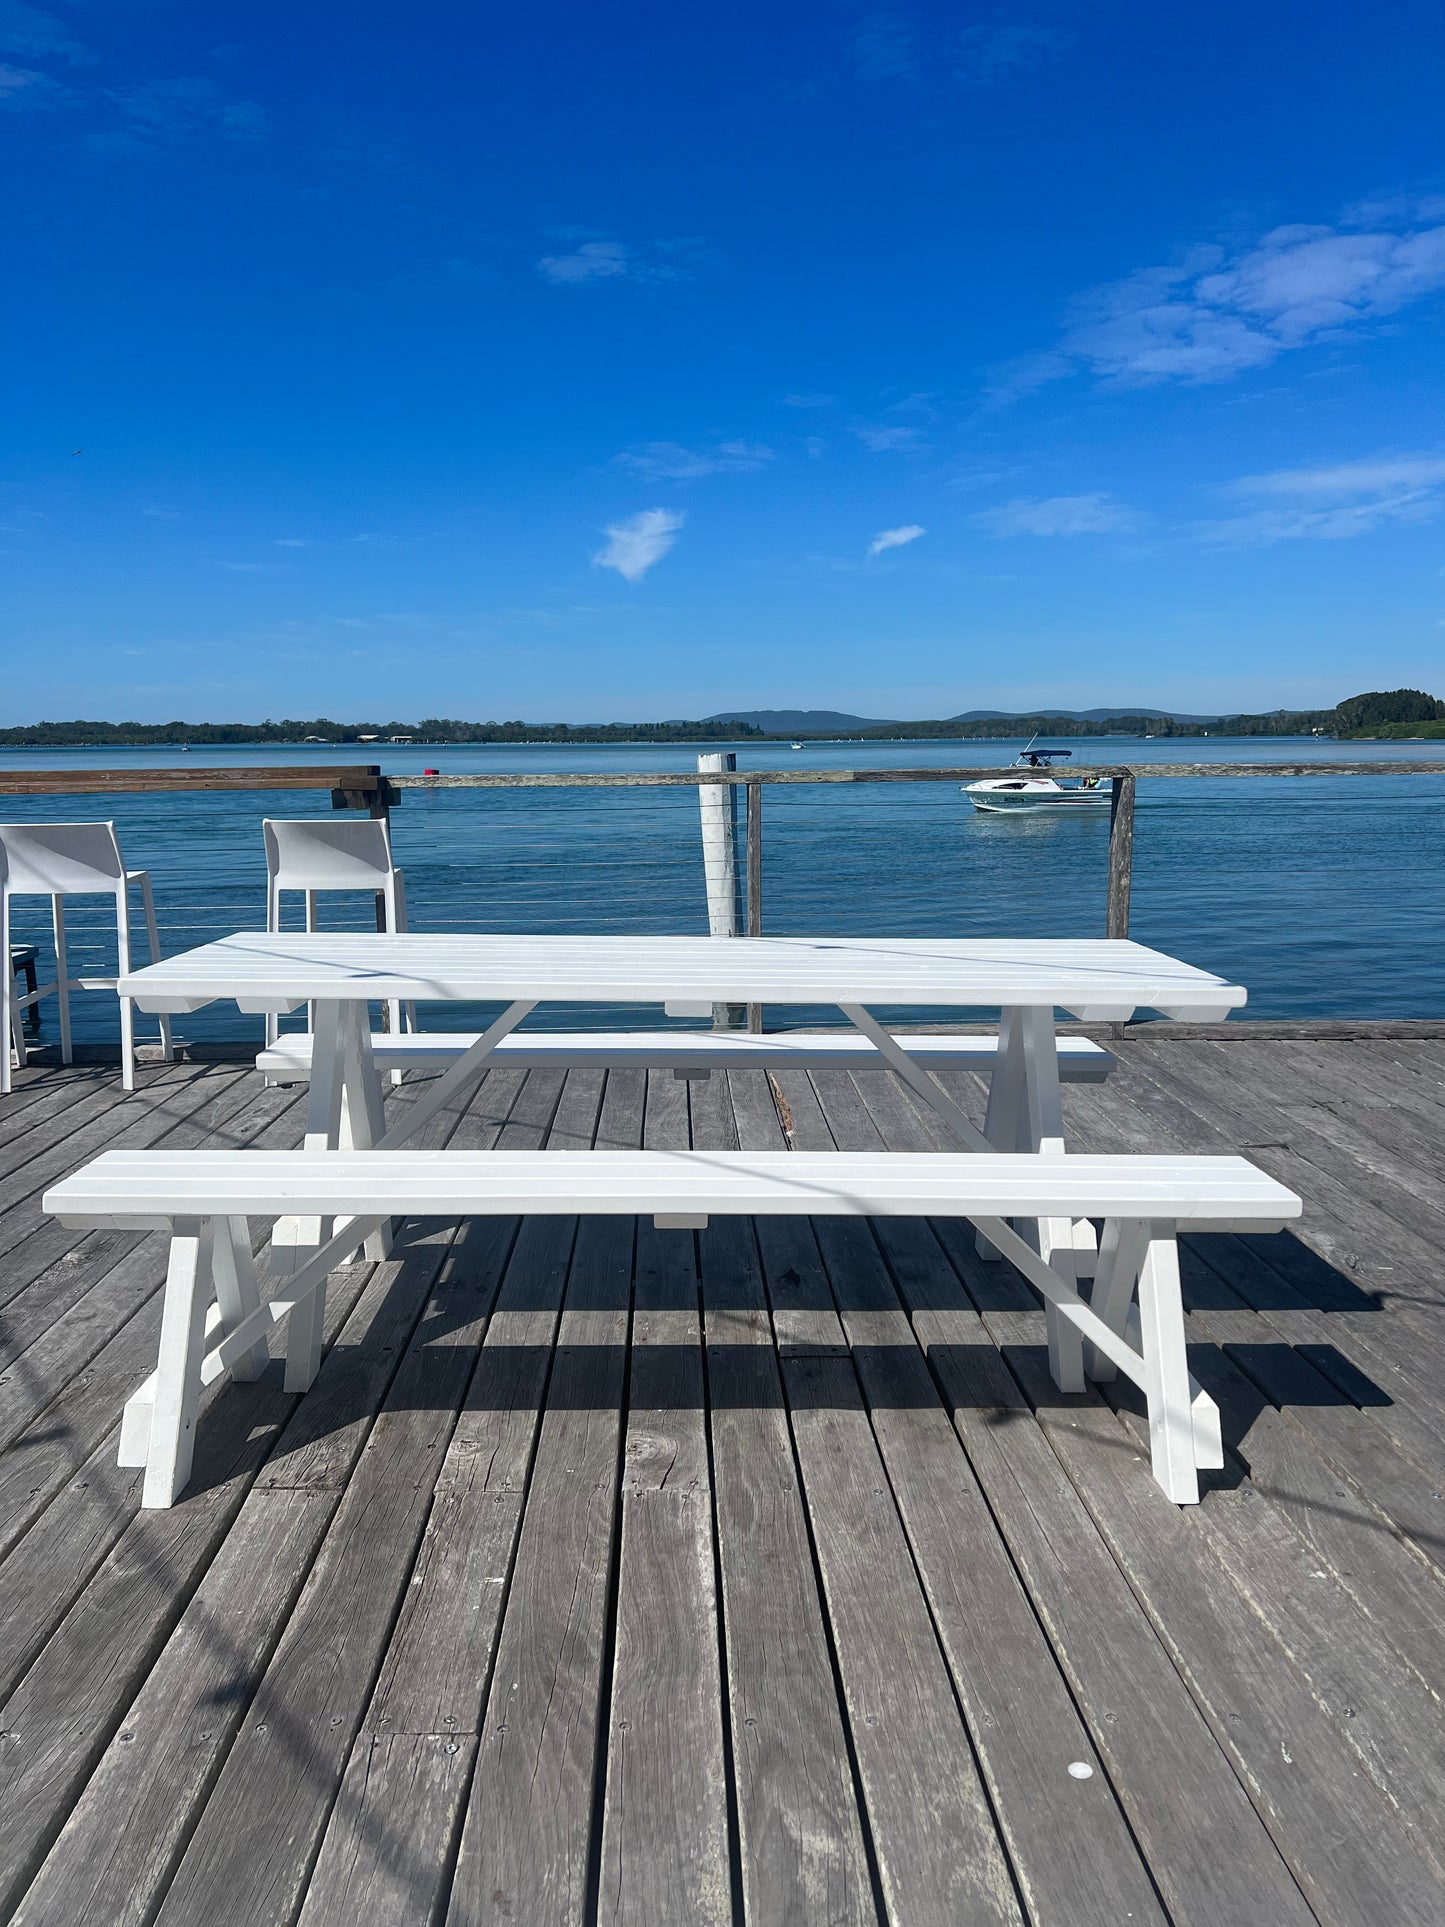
(3, 737), (1442, 1045)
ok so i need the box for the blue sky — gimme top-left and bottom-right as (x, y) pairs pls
(3, 0), (1444, 723)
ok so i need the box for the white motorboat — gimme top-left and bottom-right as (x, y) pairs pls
(963, 741), (1111, 813)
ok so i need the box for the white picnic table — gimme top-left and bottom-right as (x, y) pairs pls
(118, 927), (1244, 1167)
(101, 932), (1262, 1506)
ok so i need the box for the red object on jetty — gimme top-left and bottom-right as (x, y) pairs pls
(424, 767), (439, 775)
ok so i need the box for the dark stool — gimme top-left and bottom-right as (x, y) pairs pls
(10, 944), (41, 1036)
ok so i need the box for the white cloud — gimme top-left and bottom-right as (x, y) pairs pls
(615, 440), (772, 482)
(538, 240), (630, 284)
(592, 508), (683, 582)
(955, 22), (1069, 83)
(0, 2), (92, 64)
(1225, 455), (1445, 497)
(847, 12), (918, 81)
(855, 423), (925, 453)
(994, 207), (1445, 394)
(867, 524), (925, 555)
(1197, 452), (1445, 544)
(977, 493), (1140, 536)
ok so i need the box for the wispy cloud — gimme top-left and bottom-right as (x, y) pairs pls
(977, 493), (1141, 536)
(615, 440), (772, 482)
(955, 22), (1069, 83)
(0, 2), (92, 65)
(782, 392), (834, 409)
(593, 508), (683, 582)
(847, 12), (918, 81)
(848, 11), (1065, 85)
(103, 76), (267, 144)
(1226, 455), (1445, 497)
(868, 524), (925, 555)
(993, 203), (1445, 396)
(855, 423), (926, 453)
(1195, 453), (1445, 544)
(537, 237), (696, 287)
(0, 59), (66, 105)
(538, 240), (630, 284)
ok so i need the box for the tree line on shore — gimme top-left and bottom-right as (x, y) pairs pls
(0, 688), (1439, 748)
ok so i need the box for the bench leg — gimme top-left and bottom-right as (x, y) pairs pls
(1136, 1231), (1200, 1505)
(141, 1219), (215, 1508)
(270, 998), (349, 1390)
(1039, 1216), (1086, 1393)
(976, 1014), (1024, 1259)
(213, 1216), (270, 1380)
(339, 1009), (392, 1261)
(1084, 1218), (1151, 1381)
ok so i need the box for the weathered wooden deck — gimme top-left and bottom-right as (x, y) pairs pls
(1, 1035), (1443, 1925)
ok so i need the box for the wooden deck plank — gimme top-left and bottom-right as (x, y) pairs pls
(595, 1071), (731, 1926)
(695, 1069), (876, 1927)
(0, 1368), (298, 1920)
(1006, 1343), (1445, 1927)
(0, 1237), (427, 1927)
(699, 1212), (878, 1926)
(295, 1075), (581, 1927)
(811, 1213), (1167, 1927)
(444, 1070), (639, 1927)
(913, 1218), (1319, 1927)
(1098, 1367), (1445, 1838)
(754, 1214), (1023, 1927)
(151, 1224), (482, 1927)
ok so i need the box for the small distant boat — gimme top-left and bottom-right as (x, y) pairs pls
(963, 739), (1110, 813)
(790, 741), (804, 750)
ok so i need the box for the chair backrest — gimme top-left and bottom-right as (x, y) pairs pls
(0, 822), (125, 895)
(263, 817), (396, 891)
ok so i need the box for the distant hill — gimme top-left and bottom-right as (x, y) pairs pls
(948, 706), (1220, 725)
(708, 705), (1221, 734)
(704, 709), (896, 734)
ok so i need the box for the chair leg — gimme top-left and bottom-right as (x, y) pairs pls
(52, 896), (73, 1064)
(115, 886), (135, 1091)
(138, 872), (174, 1061)
(265, 880), (281, 1048)
(141, 1218), (216, 1508)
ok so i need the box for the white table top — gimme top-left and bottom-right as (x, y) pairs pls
(118, 932), (1246, 1023)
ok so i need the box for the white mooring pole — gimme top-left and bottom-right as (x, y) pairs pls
(697, 752), (746, 1029)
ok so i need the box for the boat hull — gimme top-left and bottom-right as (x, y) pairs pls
(964, 779), (1110, 813)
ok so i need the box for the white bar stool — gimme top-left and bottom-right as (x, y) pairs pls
(0, 822), (173, 1094)
(262, 818), (412, 1051)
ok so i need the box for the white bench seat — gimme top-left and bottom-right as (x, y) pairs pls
(256, 1027), (1116, 1082)
(45, 1147), (1300, 1511)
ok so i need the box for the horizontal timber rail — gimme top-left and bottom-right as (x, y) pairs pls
(388, 759), (1445, 787)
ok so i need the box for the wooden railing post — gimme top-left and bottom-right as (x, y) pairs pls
(746, 780), (763, 1031)
(1107, 773), (1135, 939)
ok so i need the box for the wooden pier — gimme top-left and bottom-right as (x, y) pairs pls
(1, 1034), (1443, 1924)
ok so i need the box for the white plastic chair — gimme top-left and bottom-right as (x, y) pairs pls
(262, 818), (411, 1049)
(0, 823), (173, 1094)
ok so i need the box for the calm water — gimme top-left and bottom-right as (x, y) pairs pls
(3, 738), (1442, 1045)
